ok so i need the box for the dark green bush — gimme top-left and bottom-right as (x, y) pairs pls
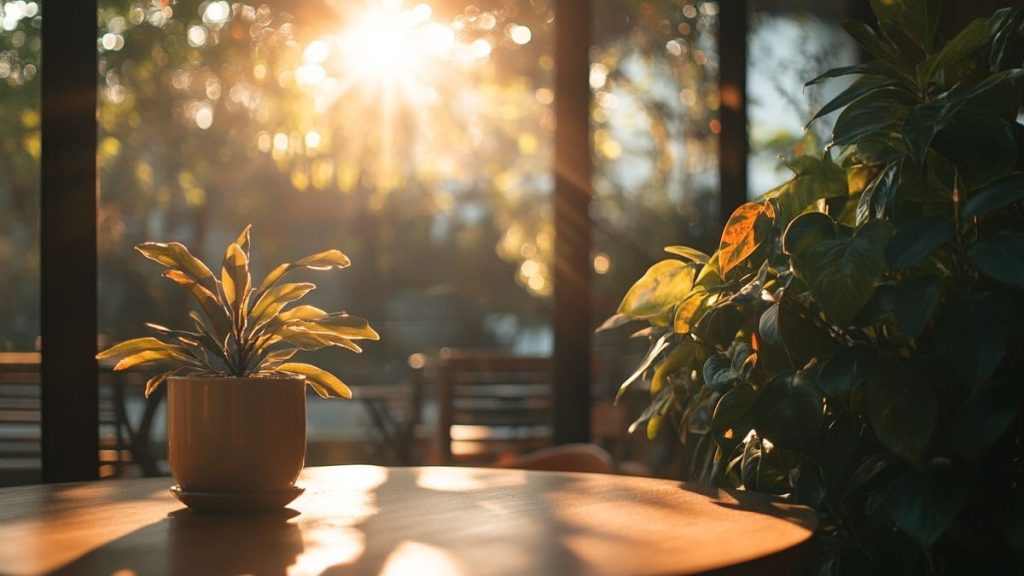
(607, 2), (1024, 573)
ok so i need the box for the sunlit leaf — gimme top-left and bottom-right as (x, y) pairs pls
(664, 245), (710, 264)
(595, 313), (633, 333)
(249, 282), (316, 331)
(278, 362), (351, 399)
(673, 289), (708, 334)
(162, 269), (232, 342)
(144, 367), (189, 398)
(220, 242), (251, 327)
(718, 201), (773, 276)
(254, 250), (351, 297)
(135, 241), (218, 295)
(616, 260), (696, 320)
(96, 336), (176, 360)
(234, 225), (252, 257)
(113, 348), (194, 371)
(615, 332), (672, 403)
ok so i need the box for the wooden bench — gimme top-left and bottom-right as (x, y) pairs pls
(0, 352), (134, 486)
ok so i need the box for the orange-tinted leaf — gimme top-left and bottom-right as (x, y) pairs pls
(719, 202), (772, 276)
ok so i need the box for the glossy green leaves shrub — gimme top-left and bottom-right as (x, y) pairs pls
(607, 2), (1024, 573)
(97, 226), (378, 399)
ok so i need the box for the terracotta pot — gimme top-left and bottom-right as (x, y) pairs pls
(167, 375), (306, 493)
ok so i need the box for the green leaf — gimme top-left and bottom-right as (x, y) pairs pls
(711, 385), (758, 450)
(277, 362), (351, 399)
(818, 344), (878, 402)
(615, 332), (672, 403)
(968, 233), (1024, 288)
(627, 384), (674, 436)
(649, 339), (702, 396)
(857, 162), (897, 224)
(885, 217), (955, 268)
(841, 20), (906, 67)
(806, 76), (904, 127)
(135, 242), (219, 295)
(902, 99), (960, 166)
(616, 260), (696, 320)
(784, 214), (892, 326)
(805, 60), (909, 87)
(936, 114), (1018, 190)
(757, 304), (781, 349)
(890, 274), (943, 340)
(927, 18), (992, 87)
(718, 201), (774, 276)
(962, 174), (1024, 219)
(831, 87), (915, 148)
(703, 353), (739, 394)
(952, 367), (1024, 462)
(887, 460), (967, 546)
(935, 292), (1019, 385)
(664, 245), (710, 264)
(755, 370), (824, 454)
(870, 0), (940, 54)
(595, 313), (633, 333)
(866, 359), (937, 463)
(762, 155), (848, 223)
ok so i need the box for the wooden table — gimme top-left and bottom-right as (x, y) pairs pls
(0, 466), (817, 575)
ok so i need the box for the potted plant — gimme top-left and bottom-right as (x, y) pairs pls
(606, 1), (1024, 573)
(97, 226), (378, 512)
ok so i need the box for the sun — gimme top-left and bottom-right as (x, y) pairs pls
(296, 1), (459, 104)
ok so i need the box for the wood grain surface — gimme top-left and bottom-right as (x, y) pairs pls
(0, 465), (817, 575)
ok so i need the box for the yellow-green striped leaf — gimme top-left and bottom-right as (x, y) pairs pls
(113, 348), (193, 371)
(136, 242), (218, 295)
(164, 270), (232, 341)
(278, 362), (351, 399)
(96, 337), (174, 360)
(221, 242), (251, 322)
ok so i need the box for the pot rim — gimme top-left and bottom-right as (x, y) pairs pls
(167, 373), (307, 384)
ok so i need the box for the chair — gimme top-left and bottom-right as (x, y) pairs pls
(435, 349), (553, 465)
(0, 353), (135, 486)
(499, 443), (614, 474)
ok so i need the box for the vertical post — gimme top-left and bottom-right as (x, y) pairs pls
(553, 0), (591, 445)
(40, 1), (99, 482)
(718, 0), (748, 225)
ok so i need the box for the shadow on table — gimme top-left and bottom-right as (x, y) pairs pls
(52, 508), (304, 576)
(322, 469), (594, 575)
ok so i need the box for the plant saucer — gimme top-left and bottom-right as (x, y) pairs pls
(170, 485), (304, 514)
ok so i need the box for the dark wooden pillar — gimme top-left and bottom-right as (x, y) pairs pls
(718, 0), (748, 224)
(40, 0), (99, 482)
(553, 0), (591, 445)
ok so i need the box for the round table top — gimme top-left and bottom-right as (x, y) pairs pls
(0, 465), (817, 575)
